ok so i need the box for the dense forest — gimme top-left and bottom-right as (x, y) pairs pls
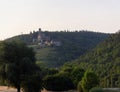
(6, 30), (109, 67)
(66, 31), (120, 88)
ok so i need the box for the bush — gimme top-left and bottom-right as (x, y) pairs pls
(71, 67), (85, 88)
(43, 74), (74, 91)
(81, 71), (99, 92)
(89, 87), (104, 92)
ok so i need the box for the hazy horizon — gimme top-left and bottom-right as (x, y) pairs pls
(0, 0), (120, 40)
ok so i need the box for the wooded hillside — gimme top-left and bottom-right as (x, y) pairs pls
(6, 30), (109, 67)
(69, 32), (120, 87)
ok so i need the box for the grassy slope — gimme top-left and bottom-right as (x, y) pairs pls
(29, 45), (57, 67)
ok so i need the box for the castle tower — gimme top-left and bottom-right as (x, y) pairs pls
(38, 28), (42, 37)
(39, 28), (41, 32)
(38, 28), (42, 43)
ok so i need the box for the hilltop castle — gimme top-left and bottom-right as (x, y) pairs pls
(33, 28), (61, 47)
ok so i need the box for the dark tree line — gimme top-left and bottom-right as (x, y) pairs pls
(0, 41), (42, 92)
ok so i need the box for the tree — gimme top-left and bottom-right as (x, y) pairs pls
(71, 67), (85, 88)
(0, 41), (42, 92)
(22, 72), (42, 92)
(81, 71), (99, 92)
(43, 74), (74, 91)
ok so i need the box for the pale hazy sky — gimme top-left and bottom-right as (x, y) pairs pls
(0, 0), (120, 40)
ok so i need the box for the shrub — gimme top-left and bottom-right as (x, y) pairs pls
(43, 74), (74, 91)
(81, 71), (99, 92)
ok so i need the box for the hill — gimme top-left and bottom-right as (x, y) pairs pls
(6, 29), (109, 67)
(68, 32), (120, 88)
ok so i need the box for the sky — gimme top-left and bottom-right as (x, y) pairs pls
(0, 0), (120, 40)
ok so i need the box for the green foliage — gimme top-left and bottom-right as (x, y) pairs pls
(69, 32), (120, 88)
(40, 67), (59, 79)
(81, 71), (99, 92)
(22, 73), (42, 92)
(47, 68), (59, 75)
(34, 47), (57, 67)
(71, 67), (85, 88)
(43, 74), (74, 91)
(77, 81), (83, 92)
(60, 64), (85, 89)
(0, 41), (42, 92)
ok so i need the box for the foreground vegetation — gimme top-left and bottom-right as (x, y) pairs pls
(67, 32), (120, 88)
(0, 41), (42, 92)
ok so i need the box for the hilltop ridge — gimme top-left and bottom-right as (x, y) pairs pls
(6, 28), (109, 67)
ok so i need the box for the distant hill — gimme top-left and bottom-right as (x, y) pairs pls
(6, 29), (109, 67)
(68, 32), (120, 87)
